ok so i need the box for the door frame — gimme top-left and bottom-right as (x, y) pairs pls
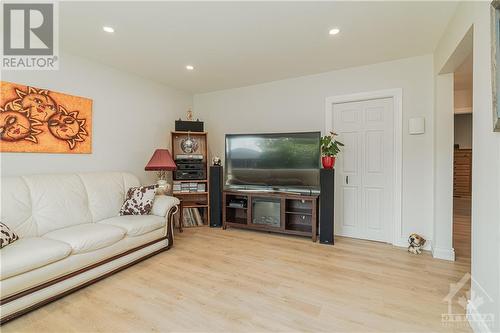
(325, 88), (403, 246)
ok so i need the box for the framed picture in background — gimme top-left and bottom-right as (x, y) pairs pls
(492, 1), (500, 131)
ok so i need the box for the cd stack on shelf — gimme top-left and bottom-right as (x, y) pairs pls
(172, 182), (206, 193)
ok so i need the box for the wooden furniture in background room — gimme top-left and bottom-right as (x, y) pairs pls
(171, 131), (209, 230)
(453, 148), (472, 197)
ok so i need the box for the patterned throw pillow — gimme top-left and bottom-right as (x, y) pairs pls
(1, 222), (19, 249)
(120, 185), (158, 216)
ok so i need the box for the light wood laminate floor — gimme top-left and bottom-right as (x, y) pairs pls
(3, 228), (471, 332)
(453, 196), (471, 261)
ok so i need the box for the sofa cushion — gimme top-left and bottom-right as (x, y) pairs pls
(119, 185), (157, 216)
(0, 177), (37, 237)
(0, 237), (72, 280)
(99, 215), (165, 237)
(79, 172), (140, 222)
(1, 228), (166, 298)
(23, 174), (92, 235)
(43, 223), (126, 254)
(0, 222), (19, 249)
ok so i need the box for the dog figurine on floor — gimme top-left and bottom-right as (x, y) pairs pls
(408, 233), (426, 254)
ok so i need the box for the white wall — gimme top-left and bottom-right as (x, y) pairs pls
(455, 89), (473, 111)
(433, 73), (455, 261)
(0, 53), (192, 184)
(434, 2), (500, 332)
(194, 55), (435, 245)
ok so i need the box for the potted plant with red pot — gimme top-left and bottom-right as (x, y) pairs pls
(320, 132), (344, 169)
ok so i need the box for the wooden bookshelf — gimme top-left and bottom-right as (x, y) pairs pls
(171, 131), (209, 229)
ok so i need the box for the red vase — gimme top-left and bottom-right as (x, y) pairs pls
(322, 156), (336, 169)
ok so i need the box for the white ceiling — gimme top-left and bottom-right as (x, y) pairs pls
(60, 1), (458, 93)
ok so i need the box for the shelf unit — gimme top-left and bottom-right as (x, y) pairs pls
(223, 190), (319, 242)
(175, 192), (208, 195)
(174, 180), (208, 183)
(171, 131), (209, 228)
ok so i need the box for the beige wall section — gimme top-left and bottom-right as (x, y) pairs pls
(433, 73), (455, 261)
(0, 53), (192, 184)
(454, 54), (473, 114)
(194, 55), (434, 246)
(434, 2), (500, 332)
(455, 89), (473, 112)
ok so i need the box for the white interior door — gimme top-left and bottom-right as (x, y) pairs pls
(331, 98), (394, 242)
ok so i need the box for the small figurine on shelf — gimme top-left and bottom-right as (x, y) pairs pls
(186, 108), (193, 121)
(212, 155), (222, 166)
(408, 233), (426, 255)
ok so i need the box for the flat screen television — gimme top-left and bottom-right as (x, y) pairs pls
(225, 132), (321, 194)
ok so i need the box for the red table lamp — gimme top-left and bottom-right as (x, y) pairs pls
(145, 149), (177, 195)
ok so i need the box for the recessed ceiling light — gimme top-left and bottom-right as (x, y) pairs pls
(103, 26), (114, 33)
(186, 65), (194, 71)
(329, 28), (340, 35)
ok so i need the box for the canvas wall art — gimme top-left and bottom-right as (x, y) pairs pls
(0, 81), (92, 153)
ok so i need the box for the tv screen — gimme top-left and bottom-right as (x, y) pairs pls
(225, 132), (320, 191)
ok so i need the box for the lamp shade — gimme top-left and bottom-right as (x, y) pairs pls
(145, 149), (177, 171)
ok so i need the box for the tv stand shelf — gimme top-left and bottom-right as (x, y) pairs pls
(223, 190), (319, 242)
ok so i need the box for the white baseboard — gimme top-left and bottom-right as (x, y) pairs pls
(432, 245), (455, 261)
(467, 303), (493, 333)
(393, 237), (408, 248)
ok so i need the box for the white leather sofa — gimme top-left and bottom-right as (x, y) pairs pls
(0, 172), (179, 323)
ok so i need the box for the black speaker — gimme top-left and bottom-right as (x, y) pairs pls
(209, 166), (223, 227)
(175, 120), (204, 132)
(319, 169), (335, 244)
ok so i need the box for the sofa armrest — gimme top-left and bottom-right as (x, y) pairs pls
(151, 195), (180, 217)
(152, 195), (179, 247)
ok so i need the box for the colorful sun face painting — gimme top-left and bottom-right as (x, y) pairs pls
(0, 81), (92, 153)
